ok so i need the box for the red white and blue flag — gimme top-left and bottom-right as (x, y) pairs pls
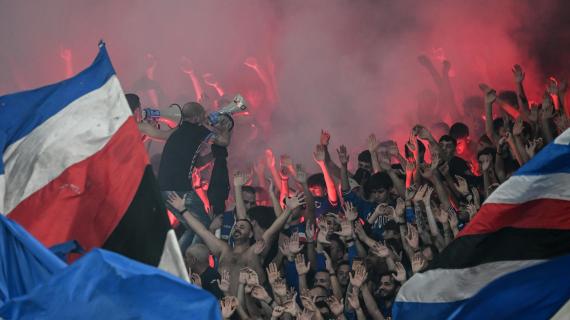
(0, 42), (171, 266)
(394, 128), (570, 320)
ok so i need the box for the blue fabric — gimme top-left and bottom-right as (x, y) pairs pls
(0, 214), (66, 306)
(393, 254), (570, 320)
(49, 240), (84, 262)
(405, 207), (416, 224)
(514, 141), (570, 176)
(0, 42), (115, 174)
(220, 210), (235, 242)
(284, 259), (299, 292)
(313, 196), (339, 219)
(0, 249), (221, 320)
(0, 210), (221, 319)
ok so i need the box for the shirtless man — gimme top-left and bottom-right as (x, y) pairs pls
(167, 191), (305, 295)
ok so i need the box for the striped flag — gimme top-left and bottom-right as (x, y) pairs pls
(394, 128), (570, 320)
(0, 42), (171, 266)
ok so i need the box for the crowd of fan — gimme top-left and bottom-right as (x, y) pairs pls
(154, 57), (569, 320)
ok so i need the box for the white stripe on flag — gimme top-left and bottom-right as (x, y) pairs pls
(0, 174), (5, 215)
(1, 76), (131, 214)
(158, 229), (190, 282)
(551, 298), (570, 320)
(554, 128), (570, 145)
(484, 172), (570, 205)
(397, 259), (543, 303)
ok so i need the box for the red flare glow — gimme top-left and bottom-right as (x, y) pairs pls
(59, 47), (74, 78)
(202, 73), (225, 97)
(180, 56), (203, 101)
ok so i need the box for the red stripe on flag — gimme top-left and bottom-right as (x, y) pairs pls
(8, 118), (148, 251)
(458, 198), (570, 238)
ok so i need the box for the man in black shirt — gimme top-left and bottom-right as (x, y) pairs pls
(158, 102), (232, 249)
(185, 244), (223, 299)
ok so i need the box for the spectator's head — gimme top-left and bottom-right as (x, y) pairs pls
(378, 273), (398, 299)
(493, 118), (508, 138)
(310, 285), (329, 303)
(314, 271), (331, 290)
(336, 260), (351, 287)
(439, 135), (457, 159)
(181, 102), (206, 124)
(184, 244), (210, 271)
(358, 150), (372, 172)
(364, 172), (393, 203)
(463, 96), (484, 119)
(232, 219), (254, 242)
(498, 90), (519, 108)
(329, 236), (345, 261)
(383, 220), (400, 240)
(247, 206), (275, 234)
(477, 134), (494, 152)
(241, 186), (257, 210)
(477, 147), (496, 170)
(430, 122), (450, 141)
(125, 93), (141, 113)
(308, 173), (326, 197)
(449, 122), (470, 156)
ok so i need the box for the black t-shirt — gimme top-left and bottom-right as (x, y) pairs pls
(200, 267), (223, 299)
(158, 122), (211, 190)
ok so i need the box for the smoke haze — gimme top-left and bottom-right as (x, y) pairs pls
(1, 0), (569, 171)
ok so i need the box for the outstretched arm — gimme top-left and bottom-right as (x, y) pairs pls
(167, 192), (228, 257)
(314, 145), (339, 205)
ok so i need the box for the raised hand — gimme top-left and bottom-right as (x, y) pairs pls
(327, 295), (344, 316)
(251, 285), (271, 301)
(239, 268), (249, 285)
(298, 309), (314, 320)
(541, 94), (555, 120)
(413, 184), (428, 203)
(278, 166), (289, 181)
(305, 221), (315, 243)
(512, 64), (525, 83)
(317, 222), (331, 244)
(349, 264), (368, 288)
(246, 269), (260, 286)
(166, 192), (186, 212)
(220, 296), (238, 319)
(265, 148), (276, 168)
(190, 273), (202, 287)
(295, 254), (311, 275)
(547, 77), (559, 95)
(285, 192), (306, 210)
(347, 288), (361, 310)
(272, 278), (287, 297)
(433, 205), (449, 225)
(412, 252), (427, 273)
(370, 241), (391, 258)
(320, 129), (331, 146)
(217, 269), (231, 293)
(313, 144), (326, 165)
(283, 292), (299, 316)
(279, 238), (293, 259)
(513, 117), (524, 136)
(479, 83), (497, 104)
(394, 198), (406, 223)
(413, 125), (433, 141)
(465, 204), (477, 221)
(525, 139), (538, 158)
(335, 218), (354, 238)
(393, 261), (407, 283)
(343, 202), (359, 222)
(405, 224), (420, 250)
(253, 239), (266, 255)
(233, 171), (251, 187)
(266, 262), (281, 285)
(454, 175), (469, 196)
(337, 145), (349, 165)
(271, 305), (285, 318)
(288, 232), (304, 254)
(367, 134), (380, 152)
(354, 221), (367, 241)
(293, 163), (308, 184)
(280, 154), (295, 173)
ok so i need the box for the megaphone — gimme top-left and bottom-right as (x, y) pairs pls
(207, 94), (247, 126)
(142, 104), (182, 128)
